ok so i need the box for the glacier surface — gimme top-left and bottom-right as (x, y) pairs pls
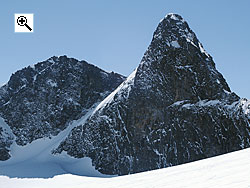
(0, 148), (249, 188)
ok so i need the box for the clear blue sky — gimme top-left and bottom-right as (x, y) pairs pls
(0, 0), (250, 98)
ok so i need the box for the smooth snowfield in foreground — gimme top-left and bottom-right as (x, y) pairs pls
(1, 148), (250, 188)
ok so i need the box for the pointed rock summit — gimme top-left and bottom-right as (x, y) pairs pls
(56, 13), (250, 175)
(136, 13), (236, 105)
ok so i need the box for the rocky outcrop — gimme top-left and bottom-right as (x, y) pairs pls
(0, 128), (13, 161)
(0, 56), (125, 160)
(56, 14), (250, 175)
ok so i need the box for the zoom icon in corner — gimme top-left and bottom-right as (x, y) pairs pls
(15, 14), (34, 33)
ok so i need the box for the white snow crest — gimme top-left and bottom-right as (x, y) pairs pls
(171, 100), (187, 106)
(240, 98), (250, 118)
(170, 13), (179, 21)
(92, 68), (137, 115)
(181, 99), (221, 109)
(160, 13), (185, 23)
(198, 42), (209, 57)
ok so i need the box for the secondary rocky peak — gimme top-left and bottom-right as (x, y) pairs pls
(0, 56), (125, 148)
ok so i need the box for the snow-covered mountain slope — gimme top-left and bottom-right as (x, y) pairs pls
(56, 13), (250, 175)
(0, 103), (115, 178)
(0, 56), (125, 161)
(1, 148), (250, 188)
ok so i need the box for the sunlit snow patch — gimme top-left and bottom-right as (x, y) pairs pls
(171, 41), (180, 48)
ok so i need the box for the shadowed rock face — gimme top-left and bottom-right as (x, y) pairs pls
(56, 14), (250, 175)
(0, 127), (13, 161)
(0, 56), (125, 160)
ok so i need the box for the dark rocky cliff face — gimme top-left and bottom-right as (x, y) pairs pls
(0, 126), (13, 161)
(0, 56), (125, 160)
(56, 14), (250, 175)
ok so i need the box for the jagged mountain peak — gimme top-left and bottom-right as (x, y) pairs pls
(55, 13), (250, 176)
(32, 55), (102, 74)
(143, 13), (211, 66)
(134, 13), (237, 105)
(5, 56), (124, 96)
(159, 13), (197, 44)
(164, 13), (184, 21)
(0, 56), (125, 148)
(159, 13), (195, 39)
